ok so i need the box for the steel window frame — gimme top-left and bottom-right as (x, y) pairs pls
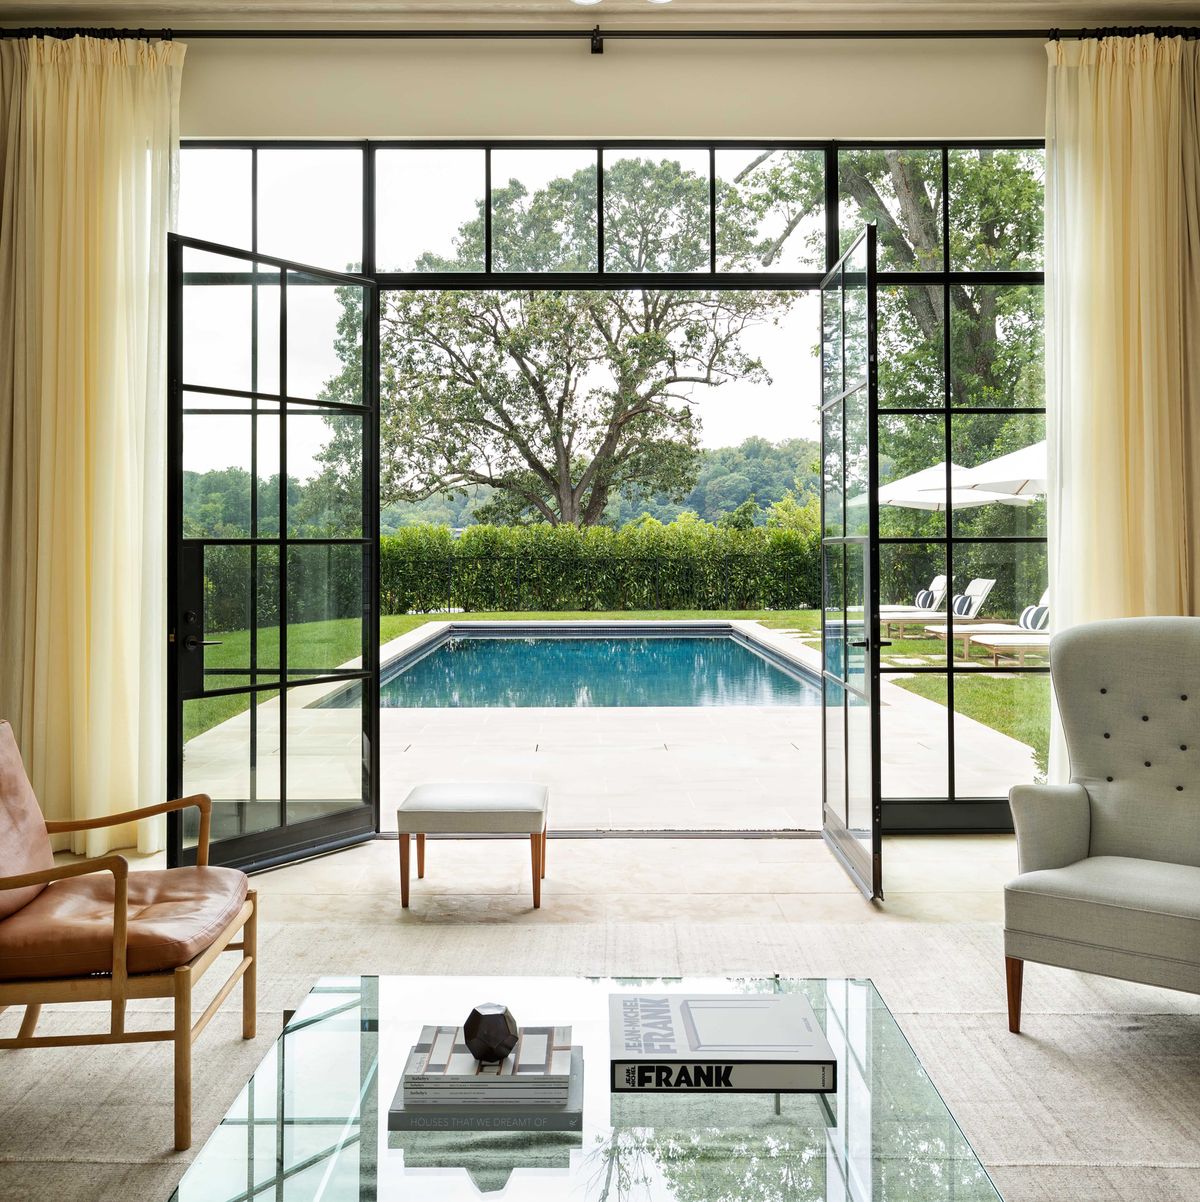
(177, 136), (1046, 836)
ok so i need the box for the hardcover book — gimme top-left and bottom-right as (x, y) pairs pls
(403, 1024), (574, 1106)
(390, 1047), (585, 1131)
(609, 993), (836, 1094)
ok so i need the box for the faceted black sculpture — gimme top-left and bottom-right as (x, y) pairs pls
(463, 1002), (519, 1063)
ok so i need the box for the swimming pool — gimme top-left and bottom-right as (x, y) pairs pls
(370, 632), (820, 708)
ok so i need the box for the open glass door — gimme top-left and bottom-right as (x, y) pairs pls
(167, 235), (379, 871)
(820, 228), (883, 899)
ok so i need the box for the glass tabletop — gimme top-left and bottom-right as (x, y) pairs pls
(170, 975), (1000, 1201)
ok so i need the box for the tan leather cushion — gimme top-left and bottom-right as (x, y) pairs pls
(0, 720), (53, 920)
(0, 866), (248, 981)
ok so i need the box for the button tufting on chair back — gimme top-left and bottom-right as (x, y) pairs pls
(1051, 618), (1200, 866)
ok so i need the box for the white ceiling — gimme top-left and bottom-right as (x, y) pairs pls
(4, 0), (1200, 32)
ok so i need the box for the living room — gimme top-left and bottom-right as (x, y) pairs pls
(1, 4), (1198, 1201)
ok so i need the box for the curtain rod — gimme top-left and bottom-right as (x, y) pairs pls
(2, 24), (1198, 50)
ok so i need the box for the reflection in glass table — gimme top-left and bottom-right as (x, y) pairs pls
(170, 975), (1000, 1201)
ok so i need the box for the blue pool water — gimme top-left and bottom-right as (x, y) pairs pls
(374, 635), (820, 708)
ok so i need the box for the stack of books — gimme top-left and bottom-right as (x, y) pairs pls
(390, 1023), (584, 1131)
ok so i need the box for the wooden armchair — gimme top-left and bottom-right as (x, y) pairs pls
(0, 720), (257, 1151)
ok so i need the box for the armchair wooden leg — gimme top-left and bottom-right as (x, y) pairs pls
(530, 833), (542, 909)
(399, 834), (411, 908)
(18, 1004), (40, 1040)
(541, 828), (547, 879)
(1005, 956), (1024, 1034)
(174, 967), (194, 1151)
(243, 890), (258, 1040)
(417, 833), (425, 879)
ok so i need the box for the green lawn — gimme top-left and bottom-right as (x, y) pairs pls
(891, 672), (1050, 777)
(186, 609), (822, 741)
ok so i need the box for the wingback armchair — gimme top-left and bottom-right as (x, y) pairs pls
(0, 720), (257, 1150)
(1004, 618), (1200, 1032)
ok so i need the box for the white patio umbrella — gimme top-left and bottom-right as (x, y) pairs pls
(956, 440), (1047, 497)
(848, 462), (1032, 512)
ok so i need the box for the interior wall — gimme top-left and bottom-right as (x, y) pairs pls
(179, 37), (1046, 139)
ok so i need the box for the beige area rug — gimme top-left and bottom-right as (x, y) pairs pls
(2, 918), (1200, 1202)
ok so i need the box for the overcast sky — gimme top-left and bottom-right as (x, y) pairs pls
(177, 147), (821, 483)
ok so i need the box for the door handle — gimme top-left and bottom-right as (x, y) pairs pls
(877, 640), (893, 647)
(849, 639), (870, 648)
(182, 635), (222, 652)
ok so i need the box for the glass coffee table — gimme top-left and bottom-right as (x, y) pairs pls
(169, 975), (1001, 1201)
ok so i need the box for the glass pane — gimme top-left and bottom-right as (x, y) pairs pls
(824, 676), (847, 821)
(182, 696), (282, 849)
(955, 673), (1050, 797)
(287, 275), (362, 404)
(845, 543), (867, 693)
(256, 413), (280, 537)
(178, 147), (251, 249)
(822, 274), (843, 401)
(822, 402), (844, 537)
(949, 147), (1044, 271)
(184, 415), (251, 537)
(876, 412), (946, 539)
(950, 541), (1049, 640)
(839, 147), (943, 271)
(284, 688), (366, 823)
(844, 388), (870, 539)
(287, 411), (363, 538)
(951, 414), (1046, 537)
(714, 148), (825, 271)
(491, 148), (597, 272)
(375, 148), (485, 272)
(256, 546), (281, 672)
(286, 544), (365, 674)
(603, 148), (710, 273)
(846, 694), (873, 832)
(203, 545), (251, 675)
(879, 284), (944, 409)
(257, 148), (363, 272)
(823, 543), (845, 678)
(182, 251), (280, 395)
(881, 671), (949, 799)
(843, 236), (868, 389)
(951, 284), (1043, 407)
(879, 543), (949, 670)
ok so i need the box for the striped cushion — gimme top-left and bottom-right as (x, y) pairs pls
(952, 594), (974, 616)
(914, 589), (935, 609)
(1019, 604), (1050, 631)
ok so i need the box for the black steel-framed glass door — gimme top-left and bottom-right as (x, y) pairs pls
(167, 234), (379, 871)
(820, 227), (883, 899)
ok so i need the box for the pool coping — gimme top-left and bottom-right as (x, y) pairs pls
(375, 619), (822, 698)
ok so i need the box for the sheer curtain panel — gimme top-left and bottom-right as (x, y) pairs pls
(0, 36), (186, 854)
(1045, 34), (1200, 777)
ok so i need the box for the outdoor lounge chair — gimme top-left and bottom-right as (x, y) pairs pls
(969, 631), (1051, 665)
(925, 589), (1049, 659)
(0, 721), (258, 1152)
(880, 575), (948, 636)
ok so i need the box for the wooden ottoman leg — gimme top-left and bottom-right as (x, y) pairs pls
(399, 834), (411, 908)
(530, 833), (542, 908)
(1005, 956), (1024, 1034)
(541, 828), (547, 879)
(417, 833), (426, 879)
(243, 890), (258, 1040)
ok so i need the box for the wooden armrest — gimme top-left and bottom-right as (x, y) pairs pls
(0, 856), (129, 986)
(45, 794), (212, 866)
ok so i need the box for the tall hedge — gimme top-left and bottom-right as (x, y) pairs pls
(380, 522), (820, 615)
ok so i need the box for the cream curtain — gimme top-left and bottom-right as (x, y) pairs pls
(0, 36), (186, 855)
(1045, 34), (1200, 778)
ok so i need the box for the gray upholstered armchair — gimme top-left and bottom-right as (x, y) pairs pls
(1004, 617), (1200, 1033)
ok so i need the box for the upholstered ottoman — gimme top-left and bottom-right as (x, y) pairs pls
(396, 783), (550, 909)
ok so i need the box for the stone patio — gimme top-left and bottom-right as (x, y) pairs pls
(182, 620), (1040, 834)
